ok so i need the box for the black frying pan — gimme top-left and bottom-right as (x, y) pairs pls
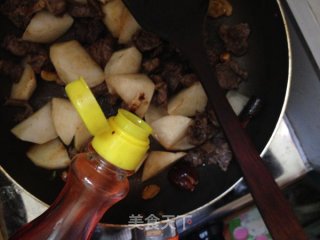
(0, 0), (289, 225)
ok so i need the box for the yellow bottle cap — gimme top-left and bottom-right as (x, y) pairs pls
(65, 77), (153, 170)
(65, 77), (110, 136)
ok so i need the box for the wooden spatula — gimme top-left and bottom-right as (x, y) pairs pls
(122, 0), (308, 239)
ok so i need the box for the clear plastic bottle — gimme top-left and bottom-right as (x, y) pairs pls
(9, 78), (152, 240)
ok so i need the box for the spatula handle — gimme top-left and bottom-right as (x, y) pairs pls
(179, 34), (308, 240)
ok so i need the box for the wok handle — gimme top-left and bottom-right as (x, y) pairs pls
(178, 34), (308, 240)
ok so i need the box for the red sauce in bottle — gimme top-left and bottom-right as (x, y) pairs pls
(10, 150), (133, 240)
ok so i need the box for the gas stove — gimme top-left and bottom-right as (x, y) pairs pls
(1, 1), (319, 239)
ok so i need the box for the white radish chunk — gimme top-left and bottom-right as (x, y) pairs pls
(168, 136), (195, 151)
(50, 40), (105, 87)
(11, 103), (58, 144)
(167, 81), (207, 117)
(106, 74), (155, 117)
(104, 46), (142, 77)
(10, 64), (36, 101)
(27, 138), (71, 169)
(102, 0), (125, 38)
(144, 104), (168, 124)
(141, 151), (186, 181)
(118, 8), (141, 44)
(226, 90), (249, 115)
(23, 10), (74, 43)
(51, 98), (82, 145)
(104, 46), (142, 93)
(74, 121), (92, 151)
(150, 115), (193, 149)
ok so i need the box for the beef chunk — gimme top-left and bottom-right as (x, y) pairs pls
(0, 59), (24, 83)
(2, 35), (32, 56)
(161, 62), (184, 93)
(87, 37), (114, 68)
(73, 19), (105, 44)
(91, 82), (119, 105)
(185, 134), (232, 171)
(156, 43), (179, 60)
(215, 59), (248, 90)
(133, 30), (163, 52)
(87, 0), (104, 17)
(102, 93), (119, 106)
(68, 0), (103, 18)
(219, 23), (250, 56)
(184, 151), (204, 167)
(201, 136), (232, 171)
(150, 45), (164, 58)
(150, 74), (163, 84)
(142, 58), (160, 73)
(45, 0), (67, 15)
(152, 81), (168, 106)
(28, 51), (50, 74)
(150, 75), (169, 106)
(4, 99), (34, 122)
(206, 104), (220, 127)
(180, 73), (198, 88)
(91, 82), (108, 97)
(2, 35), (50, 74)
(0, 0), (46, 29)
(206, 46), (220, 67)
(187, 111), (219, 146)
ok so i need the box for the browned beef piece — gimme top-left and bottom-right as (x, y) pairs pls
(91, 82), (119, 106)
(142, 58), (160, 73)
(104, 93), (119, 106)
(2, 35), (49, 74)
(28, 51), (50, 74)
(150, 45), (164, 58)
(215, 59), (248, 90)
(219, 23), (250, 56)
(45, 0), (67, 15)
(184, 151), (204, 167)
(185, 134), (232, 171)
(87, 37), (114, 68)
(0, 59), (24, 83)
(152, 81), (168, 106)
(2, 35), (32, 56)
(91, 82), (108, 97)
(157, 43), (179, 60)
(0, 0), (46, 29)
(201, 136), (232, 171)
(187, 111), (219, 146)
(150, 74), (163, 84)
(133, 30), (162, 52)
(73, 19), (105, 44)
(87, 0), (104, 17)
(180, 73), (198, 88)
(161, 62), (183, 93)
(206, 104), (220, 127)
(206, 46), (220, 67)
(4, 99), (34, 122)
(68, 0), (103, 18)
